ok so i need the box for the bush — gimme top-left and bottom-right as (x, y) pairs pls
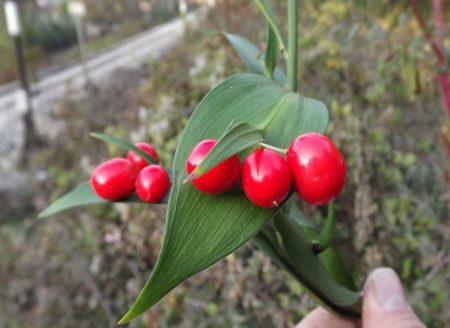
(26, 13), (77, 52)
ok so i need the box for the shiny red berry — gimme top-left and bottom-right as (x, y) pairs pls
(186, 139), (241, 194)
(242, 148), (291, 208)
(91, 158), (139, 201)
(287, 132), (346, 205)
(135, 165), (171, 203)
(127, 142), (159, 171)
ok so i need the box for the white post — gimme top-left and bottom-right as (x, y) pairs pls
(206, 0), (217, 8)
(4, 1), (21, 37)
(179, 0), (188, 15)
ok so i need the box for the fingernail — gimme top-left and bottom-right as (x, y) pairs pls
(367, 268), (410, 312)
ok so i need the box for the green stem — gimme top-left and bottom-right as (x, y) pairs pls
(313, 202), (335, 254)
(287, 0), (298, 92)
(259, 142), (287, 155)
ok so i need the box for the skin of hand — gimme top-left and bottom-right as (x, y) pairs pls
(295, 267), (427, 328)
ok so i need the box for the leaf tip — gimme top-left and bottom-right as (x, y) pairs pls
(37, 211), (47, 219)
(117, 315), (130, 325)
(118, 306), (142, 325)
(38, 206), (53, 218)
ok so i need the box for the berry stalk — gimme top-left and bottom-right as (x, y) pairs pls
(259, 142), (287, 155)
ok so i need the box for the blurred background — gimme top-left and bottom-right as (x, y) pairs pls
(0, 0), (449, 327)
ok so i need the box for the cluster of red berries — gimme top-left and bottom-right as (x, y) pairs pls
(89, 133), (345, 207)
(186, 132), (346, 207)
(90, 143), (170, 203)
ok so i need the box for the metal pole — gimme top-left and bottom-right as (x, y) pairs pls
(68, 1), (90, 85)
(12, 35), (31, 102)
(74, 15), (90, 83)
(5, 1), (30, 99)
(4, 0), (40, 153)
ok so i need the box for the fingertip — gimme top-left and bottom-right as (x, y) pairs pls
(363, 267), (410, 312)
(362, 267), (426, 328)
(296, 307), (358, 328)
(363, 267), (399, 292)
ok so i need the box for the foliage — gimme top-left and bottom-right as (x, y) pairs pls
(40, 0), (366, 323)
(0, 1), (449, 327)
(26, 13), (77, 52)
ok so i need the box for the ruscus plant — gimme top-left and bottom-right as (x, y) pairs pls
(40, 0), (363, 324)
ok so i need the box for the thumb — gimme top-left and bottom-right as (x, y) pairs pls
(363, 268), (426, 328)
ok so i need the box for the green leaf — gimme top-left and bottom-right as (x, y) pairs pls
(189, 120), (263, 178)
(264, 23), (279, 78)
(39, 182), (106, 218)
(274, 212), (361, 317)
(315, 238), (358, 293)
(119, 73), (329, 324)
(38, 182), (168, 218)
(223, 33), (286, 86)
(255, 0), (286, 53)
(252, 228), (290, 272)
(253, 211), (358, 311)
(286, 202), (357, 291)
(254, 211), (358, 300)
(285, 197), (316, 229)
(316, 203), (336, 253)
(91, 132), (155, 164)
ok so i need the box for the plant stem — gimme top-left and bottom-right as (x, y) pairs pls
(287, 0), (298, 92)
(259, 142), (287, 155)
(314, 202), (335, 254)
(410, 0), (445, 63)
(411, 0), (450, 115)
(411, 0), (450, 157)
(432, 0), (450, 116)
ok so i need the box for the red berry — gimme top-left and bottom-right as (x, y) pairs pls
(186, 139), (241, 194)
(127, 142), (159, 171)
(91, 158), (139, 201)
(242, 148), (291, 208)
(135, 165), (171, 203)
(287, 132), (346, 205)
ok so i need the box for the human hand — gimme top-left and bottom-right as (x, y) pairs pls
(296, 268), (426, 328)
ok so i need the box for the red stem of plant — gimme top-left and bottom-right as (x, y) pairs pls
(432, 0), (450, 116)
(433, 0), (444, 59)
(410, 0), (446, 64)
(411, 0), (450, 157)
